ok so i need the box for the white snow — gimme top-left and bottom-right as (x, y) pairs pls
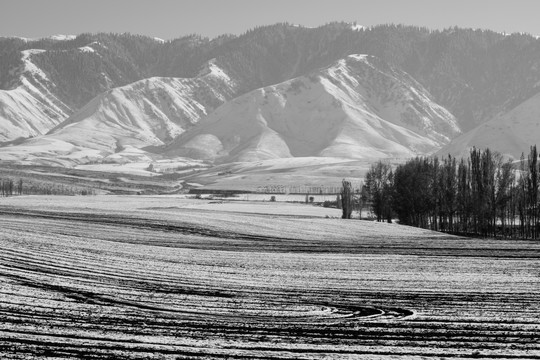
(439, 90), (540, 159)
(208, 61), (231, 82)
(1, 34), (75, 42)
(48, 34), (76, 41)
(76, 162), (156, 176)
(0, 53), (458, 174)
(0, 48), (72, 142)
(78, 46), (95, 53)
(165, 54), (459, 164)
(10, 36), (34, 42)
(197, 59), (234, 88)
(350, 23), (366, 31)
(21, 49), (49, 81)
(0, 65), (238, 164)
(291, 24), (314, 29)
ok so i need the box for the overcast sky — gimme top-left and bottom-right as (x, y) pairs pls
(1, 0), (540, 40)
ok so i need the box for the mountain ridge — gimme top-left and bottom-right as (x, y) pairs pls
(0, 59), (237, 166)
(2, 23), (540, 139)
(0, 54), (459, 166)
(163, 54), (460, 163)
(2, 23), (540, 168)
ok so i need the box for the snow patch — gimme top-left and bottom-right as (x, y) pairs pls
(351, 23), (366, 31)
(48, 34), (76, 41)
(206, 59), (231, 82)
(348, 54), (369, 61)
(291, 24), (314, 29)
(22, 49), (46, 56)
(21, 49), (49, 81)
(78, 46), (95, 53)
(10, 36), (33, 42)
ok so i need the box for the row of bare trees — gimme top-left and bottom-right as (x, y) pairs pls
(360, 146), (540, 239)
(0, 178), (97, 197)
(0, 179), (22, 197)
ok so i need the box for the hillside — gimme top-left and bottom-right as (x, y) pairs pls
(0, 54), (458, 167)
(0, 34), (165, 141)
(0, 61), (236, 166)
(164, 55), (460, 163)
(0, 49), (71, 141)
(438, 91), (540, 159)
(2, 24), (540, 143)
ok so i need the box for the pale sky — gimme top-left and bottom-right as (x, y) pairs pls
(1, 0), (540, 40)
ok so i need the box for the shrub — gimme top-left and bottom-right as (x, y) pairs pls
(323, 200), (337, 208)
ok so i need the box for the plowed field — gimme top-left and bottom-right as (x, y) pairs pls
(1, 196), (539, 359)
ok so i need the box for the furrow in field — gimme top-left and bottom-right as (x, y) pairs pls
(1, 200), (539, 359)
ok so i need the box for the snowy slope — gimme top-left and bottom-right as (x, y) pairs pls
(0, 61), (236, 165)
(164, 55), (460, 163)
(437, 91), (540, 159)
(0, 49), (72, 141)
(0, 36), (172, 143)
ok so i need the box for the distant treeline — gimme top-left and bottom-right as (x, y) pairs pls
(256, 185), (358, 195)
(362, 146), (540, 239)
(0, 178), (96, 197)
(0, 179), (22, 196)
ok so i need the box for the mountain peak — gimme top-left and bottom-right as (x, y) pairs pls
(164, 54), (459, 163)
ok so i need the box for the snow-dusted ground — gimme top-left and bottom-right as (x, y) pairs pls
(0, 194), (343, 217)
(0, 195), (539, 358)
(43, 156), (387, 190)
(75, 157), (208, 177)
(178, 156), (395, 191)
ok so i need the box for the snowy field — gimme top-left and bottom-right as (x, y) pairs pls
(0, 195), (539, 359)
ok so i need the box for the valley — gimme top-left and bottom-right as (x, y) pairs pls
(2, 12), (540, 360)
(2, 22), (540, 360)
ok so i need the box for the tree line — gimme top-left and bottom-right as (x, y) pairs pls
(0, 178), (96, 197)
(354, 146), (540, 239)
(0, 179), (22, 196)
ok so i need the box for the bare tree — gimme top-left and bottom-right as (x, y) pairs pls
(340, 179), (353, 219)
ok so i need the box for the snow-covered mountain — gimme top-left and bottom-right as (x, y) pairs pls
(0, 33), (168, 142)
(0, 54), (459, 166)
(4, 24), (540, 168)
(438, 91), (540, 159)
(0, 61), (236, 165)
(3, 24), (540, 144)
(163, 55), (460, 163)
(0, 49), (72, 141)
